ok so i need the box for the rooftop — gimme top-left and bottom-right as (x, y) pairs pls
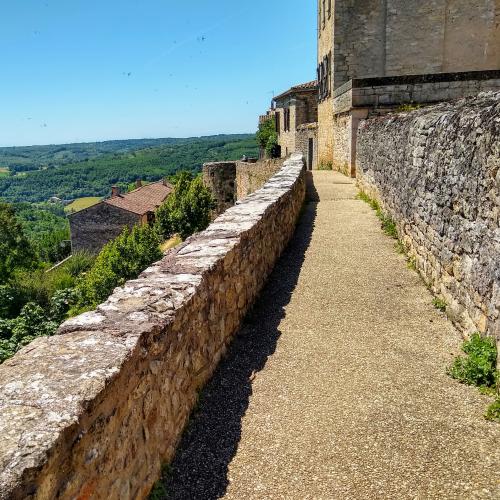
(273, 80), (318, 101)
(105, 180), (173, 215)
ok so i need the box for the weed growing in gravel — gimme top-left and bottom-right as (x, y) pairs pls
(432, 298), (447, 312)
(406, 256), (417, 271)
(448, 333), (498, 389)
(355, 192), (398, 239)
(485, 397), (500, 423)
(317, 161), (333, 171)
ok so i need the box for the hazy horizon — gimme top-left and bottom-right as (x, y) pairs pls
(0, 131), (255, 150)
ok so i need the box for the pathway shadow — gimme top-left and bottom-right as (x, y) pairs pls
(161, 175), (319, 499)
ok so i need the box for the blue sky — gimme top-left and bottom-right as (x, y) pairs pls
(0, 0), (316, 147)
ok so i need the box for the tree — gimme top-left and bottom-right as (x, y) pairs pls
(0, 203), (38, 283)
(156, 172), (214, 240)
(74, 223), (162, 310)
(256, 117), (280, 158)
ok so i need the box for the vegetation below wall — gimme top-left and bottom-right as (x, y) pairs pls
(0, 135), (258, 203)
(0, 173), (214, 363)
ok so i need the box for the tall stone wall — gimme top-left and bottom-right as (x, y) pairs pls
(0, 155), (306, 500)
(332, 0), (500, 90)
(202, 161), (236, 215)
(318, 0), (334, 166)
(356, 92), (500, 350)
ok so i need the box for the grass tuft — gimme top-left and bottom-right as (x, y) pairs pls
(448, 333), (498, 389)
(432, 298), (447, 313)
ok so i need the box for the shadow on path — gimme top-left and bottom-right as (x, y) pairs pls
(160, 173), (319, 499)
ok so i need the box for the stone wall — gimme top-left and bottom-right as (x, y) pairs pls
(0, 154), (306, 499)
(332, 114), (351, 176)
(333, 71), (500, 113)
(318, 0), (334, 166)
(296, 123), (318, 170)
(69, 203), (141, 254)
(235, 158), (284, 200)
(202, 161), (236, 215)
(332, 0), (500, 90)
(356, 92), (500, 350)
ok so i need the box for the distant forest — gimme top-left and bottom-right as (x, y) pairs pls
(0, 134), (258, 203)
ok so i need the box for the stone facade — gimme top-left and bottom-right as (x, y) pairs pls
(202, 161), (237, 215)
(70, 203), (141, 254)
(273, 82), (318, 159)
(317, 0), (334, 166)
(295, 123), (318, 170)
(69, 181), (172, 254)
(317, 0), (500, 175)
(331, 0), (500, 90)
(0, 154), (306, 500)
(356, 92), (500, 352)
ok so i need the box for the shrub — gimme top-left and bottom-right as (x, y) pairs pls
(74, 223), (162, 310)
(256, 117), (279, 159)
(156, 172), (214, 240)
(448, 333), (498, 389)
(485, 398), (500, 423)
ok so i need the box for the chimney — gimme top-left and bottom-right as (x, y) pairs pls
(135, 179), (142, 189)
(111, 186), (120, 197)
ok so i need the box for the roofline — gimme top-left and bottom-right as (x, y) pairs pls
(273, 83), (318, 102)
(67, 179), (173, 218)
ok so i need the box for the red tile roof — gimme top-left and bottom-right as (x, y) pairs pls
(105, 181), (173, 215)
(274, 80), (318, 100)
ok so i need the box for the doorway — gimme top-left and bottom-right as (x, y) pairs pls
(308, 138), (314, 170)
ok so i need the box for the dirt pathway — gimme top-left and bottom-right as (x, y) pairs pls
(163, 171), (500, 500)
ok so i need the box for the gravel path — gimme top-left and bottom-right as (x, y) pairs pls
(163, 171), (500, 499)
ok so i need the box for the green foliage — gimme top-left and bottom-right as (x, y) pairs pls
(485, 397), (500, 423)
(74, 224), (163, 310)
(257, 118), (279, 158)
(432, 298), (447, 312)
(448, 334), (498, 389)
(317, 161), (333, 170)
(356, 192), (398, 239)
(0, 203), (38, 283)
(156, 172), (214, 240)
(0, 302), (60, 363)
(7, 202), (70, 263)
(397, 103), (421, 113)
(0, 135), (258, 203)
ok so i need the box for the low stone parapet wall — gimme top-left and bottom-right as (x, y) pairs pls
(235, 158), (284, 200)
(0, 154), (306, 499)
(356, 92), (499, 349)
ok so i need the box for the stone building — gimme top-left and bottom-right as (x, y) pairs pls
(271, 81), (318, 170)
(69, 180), (173, 254)
(317, 0), (500, 175)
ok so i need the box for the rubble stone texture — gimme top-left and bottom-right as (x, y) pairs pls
(357, 91), (500, 349)
(0, 154), (306, 500)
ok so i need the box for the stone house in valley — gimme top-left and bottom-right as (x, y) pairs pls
(69, 180), (173, 254)
(272, 81), (318, 170)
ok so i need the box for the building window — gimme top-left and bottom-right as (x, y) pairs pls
(283, 108), (291, 132)
(275, 112), (281, 134)
(317, 51), (331, 102)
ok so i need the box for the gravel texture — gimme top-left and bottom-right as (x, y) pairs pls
(162, 171), (500, 500)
